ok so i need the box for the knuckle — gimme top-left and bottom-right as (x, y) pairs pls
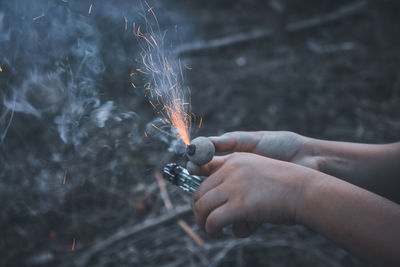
(193, 199), (203, 215)
(212, 186), (222, 196)
(225, 155), (242, 169)
(193, 186), (203, 201)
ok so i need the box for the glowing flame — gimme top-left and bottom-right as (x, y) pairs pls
(133, 2), (193, 146)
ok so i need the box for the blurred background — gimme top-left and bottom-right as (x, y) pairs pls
(1, 0), (399, 266)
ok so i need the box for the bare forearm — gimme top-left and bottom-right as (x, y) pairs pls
(298, 171), (400, 266)
(308, 139), (400, 202)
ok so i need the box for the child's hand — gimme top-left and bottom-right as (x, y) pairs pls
(188, 131), (319, 172)
(190, 152), (314, 238)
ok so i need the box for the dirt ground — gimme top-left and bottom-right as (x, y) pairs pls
(1, 0), (399, 266)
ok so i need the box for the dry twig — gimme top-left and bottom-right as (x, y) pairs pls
(175, 0), (367, 54)
(155, 171), (204, 246)
(69, 205), (192, 267)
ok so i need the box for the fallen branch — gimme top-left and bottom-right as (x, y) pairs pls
(155, 171), (204, 246)
(177, 219), (204, 246)
(155, 171), (174, 211)
(175, 0), (367, 54)
(71, 205), (192, 267)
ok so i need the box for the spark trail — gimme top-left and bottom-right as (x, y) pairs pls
(133, 2), (194, 146)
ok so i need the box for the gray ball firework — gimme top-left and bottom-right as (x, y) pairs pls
(186, 137), (215, 165)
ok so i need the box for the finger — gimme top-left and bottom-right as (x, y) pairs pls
(209, 132), (260, 153)
(192, 186), (228, 231)
(192, 170), (224, 204)
(205, 203), (239, 238)
(232, 221), (261, 238)
(186, 155), (229, 176)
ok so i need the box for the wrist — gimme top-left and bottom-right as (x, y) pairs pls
(306, 138), (351, 176)
(294, 168), (323, 226)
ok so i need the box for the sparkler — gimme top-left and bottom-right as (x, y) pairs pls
(133, 2), (194, 146)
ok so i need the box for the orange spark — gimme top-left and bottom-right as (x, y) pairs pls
(136, 68), (147, 74)
(134, 5), (196, 146)
(62, 170), (67, 185)
(150, 35), (158, 47)
(72, 238), (76, 251)
(33, 13), (45, 21)
(88, 4), (93, 15)
(149, 100), (157, 109)
(199, 117), (203, 129)
(151, 123), (162, 132)
(131, 82), (136, 88)
(0, 67), (2, 72)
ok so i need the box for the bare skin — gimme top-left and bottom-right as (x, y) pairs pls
(187, 131), (400, 202)
(187, 131), (400, 266)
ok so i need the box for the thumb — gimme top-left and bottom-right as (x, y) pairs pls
(209, 131), (261, 153)
(186, 155), (229, 176)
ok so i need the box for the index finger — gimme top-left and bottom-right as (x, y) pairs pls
(209, 131), (261, 153)
(186, 155), (229, 176)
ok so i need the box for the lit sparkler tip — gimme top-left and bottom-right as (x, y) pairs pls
(182, 137), (190, 146)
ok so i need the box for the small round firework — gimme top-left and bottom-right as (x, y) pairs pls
(186, 137), (215, 165)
